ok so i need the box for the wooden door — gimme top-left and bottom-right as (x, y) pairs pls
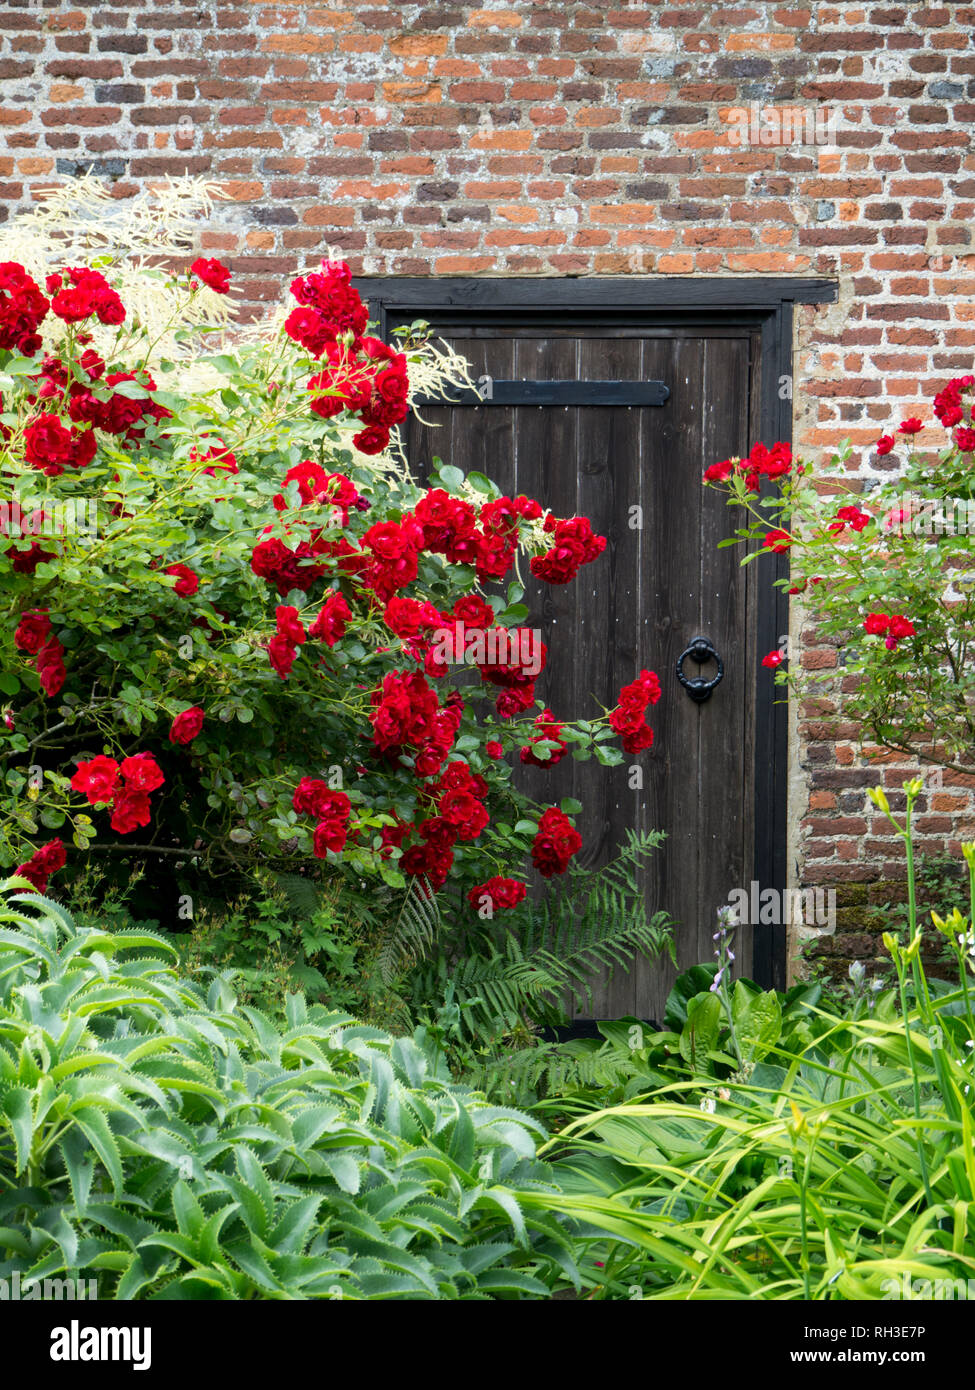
(404, 323), (759, 1022)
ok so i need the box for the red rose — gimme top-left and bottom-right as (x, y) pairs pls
(165, 563), (199, 597)
(467, 877), (527, 913)
(15, 837), (66, 893)
(71, 755), (120, 804)
(485, 740), (504, 759)
(762, 529), (792, 553)
(110, 788), (152, 834)
(14, 608), (51, 654)
(268, 633), (298, 679)
(191, 257), (231, 294)
(704, 458), (736, 483)
(864, 613), (890, 635)
(24, 414), (74, 477)
(875, 434), (895, 456)
(309, 591), (351, 647)
(169, 706), (204, 745)
(311, 789), (352, 856)
(954, 428), (975, 453)
(120, 752), (164, 792)
(898, 417), (923, 435)
(519, 708), (568, 768)
(293, 778), (334, 817)
(35, 638), (66, 697)
(888, 615), (916, 640)
(275, 605), (307, 645)
(531, 807), (582, 879)
(0, 262), (48, 353)
(762, 650), (784, 669)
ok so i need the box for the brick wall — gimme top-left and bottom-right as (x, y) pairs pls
(3, 0), (974, 976)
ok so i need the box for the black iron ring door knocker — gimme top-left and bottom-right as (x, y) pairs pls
(676, 635), (724, 703)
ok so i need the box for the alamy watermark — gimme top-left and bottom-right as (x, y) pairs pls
(0, 497), (99, 539)
(725, 102), (838, 148)
(0, 1272), (98, 1300)
(429, 621), (544, 676)
(882, 492), (975, 536)
(724, 881), (836, 935)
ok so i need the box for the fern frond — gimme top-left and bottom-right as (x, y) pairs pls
(377, 880), (441, 985)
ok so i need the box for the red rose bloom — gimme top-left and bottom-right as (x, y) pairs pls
(120, 752), (164, 792)
(293, 778), (334, 817)
(0, 262), (49, 353)
(311, 789), (352, 856)
(762, 529), (793, 553)
(531, 807), (582, 878)
(888, 615), (916, 640)
(762, 650), (784, 669)
(875, 434), (895, 456)
(14, 608), (51, 654)
(15, 837), (66, 893)
(35, 638), (66, 697)
(268, 633), (298, 679)
(898, 418), (923, 435)
(485, 740), (504, 759)
(110, 788), (152, 835)
(24, 414), (74, 477)
(467, 877), (527, 913)
(191, 257), (232, 294)
(519, 708), (568, 768)
(165, 563), (199, 597)
(275, 604), (307, 646)
(309, 590), (351, 647)
(864, 612), (890, 636)
(169, 706), (204, 745)
(70, 755), (120, 804)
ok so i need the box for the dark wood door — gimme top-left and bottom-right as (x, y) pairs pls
(403, 324), (760, 1022)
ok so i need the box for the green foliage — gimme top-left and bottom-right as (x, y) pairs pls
(527, 788), (975, 1299)
(405, 831), (674, 1050)
(707, 401), (975, 775)
(0, 879), (578, 1300)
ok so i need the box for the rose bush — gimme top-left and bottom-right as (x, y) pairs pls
(0, 240), (661, 925)
(703, 377), (975, 775)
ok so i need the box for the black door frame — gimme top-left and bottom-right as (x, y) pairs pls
(357, 276), (838, 991)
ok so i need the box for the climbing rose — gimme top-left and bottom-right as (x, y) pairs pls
(0, 261), (48, 353)
(898, 418), (923, 435)
(165, 563), (199, 597)
(191, 257), (231, 294)
(24, 414), (74, 476)
(864, 613), (890, 636)
(35, 638), (66, 697)
(110, 788), (152, 835)
(15, 837), (66, 893)
(119, 752), (164, 792)
(275, 605), (307, 646)
(485, 741), (504, 759)
(70, 755), (120, 804)
(531, 807), (582, 878)
(762, 529), (792, 553)
(762, 650), (784, 669)
(14, 608), (51, 654)
(875, 434), (895, 455)
(311, 790), (352, 856)
(467, 877), (527, 913)
(309, 591), (351, 647)
(293, 778), (335, 818)
(169, 707), (204, 745)
(268, 633), (298, 680)
(519, 708), (568, 768)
